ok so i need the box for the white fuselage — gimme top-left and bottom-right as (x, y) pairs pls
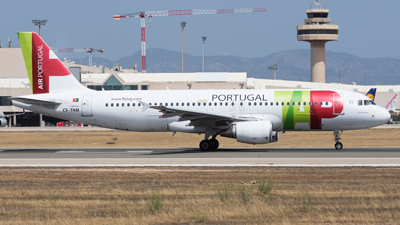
(12, 89), (390, 132)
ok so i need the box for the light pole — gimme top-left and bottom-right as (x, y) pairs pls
(32, 20), (47, 36)
(181, 22), (186, 73)
(268, 65), (278, 80)
(202, 36), (206, 72)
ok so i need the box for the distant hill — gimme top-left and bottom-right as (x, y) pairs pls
(71, 48), (400, 85)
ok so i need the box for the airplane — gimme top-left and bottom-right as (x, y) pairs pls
(385, 92), (398, 115)
(11, 32), (390, 150)
(0, 109), (25, 127)
(366, 88), (376, 101)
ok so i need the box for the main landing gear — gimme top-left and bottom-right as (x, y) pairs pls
(199, 139), (219, 151)
(334, 130), (343, 150)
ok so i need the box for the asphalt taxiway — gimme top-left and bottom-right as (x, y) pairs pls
(0, 147), (399, 166)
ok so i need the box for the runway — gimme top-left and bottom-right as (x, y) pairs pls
(0, 147), (400, 166)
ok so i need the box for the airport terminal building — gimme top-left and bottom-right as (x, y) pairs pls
(1, 48), (399, 126)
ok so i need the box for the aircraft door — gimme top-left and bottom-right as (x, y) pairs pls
(333, 93), (344, 115)
(82, 95), (93, 117)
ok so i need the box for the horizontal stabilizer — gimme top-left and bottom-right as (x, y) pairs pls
(10, 97), (61, 106)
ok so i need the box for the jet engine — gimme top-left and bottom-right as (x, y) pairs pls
(0, 118), (7, 127)
(220, 121), (279, 144)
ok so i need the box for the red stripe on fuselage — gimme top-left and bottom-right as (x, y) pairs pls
(310, 91), (343, 129)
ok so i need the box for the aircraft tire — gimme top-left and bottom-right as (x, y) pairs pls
(199, 140), (211, 151)
(335, 142), (343, 150)
(209, 139), (219, 150)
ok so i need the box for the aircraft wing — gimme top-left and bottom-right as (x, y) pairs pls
(140, 101), (257, 122)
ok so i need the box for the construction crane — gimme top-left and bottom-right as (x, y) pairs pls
(114, 7), (267, 73)
(53, 48), (105, 67)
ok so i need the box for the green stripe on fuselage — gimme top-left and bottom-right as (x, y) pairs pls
(275, 91), (311, 130)
(18, 32), (33, 92)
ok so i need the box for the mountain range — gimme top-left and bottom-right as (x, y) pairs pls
(70, 48), (400, 85)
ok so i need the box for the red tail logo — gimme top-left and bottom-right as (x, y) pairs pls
(31, 33), (70, 94)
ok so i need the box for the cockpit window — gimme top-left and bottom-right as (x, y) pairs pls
(358, 100), (363, 106)
(364, 100), (370, 105)
(369, 100), (376, 105)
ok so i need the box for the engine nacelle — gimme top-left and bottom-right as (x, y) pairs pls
(0, 118), (7, 127)
(220, 121), (279, 144)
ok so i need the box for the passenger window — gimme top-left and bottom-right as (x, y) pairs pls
(248, 102), (251, 106)
(315, 102), (317, 105)
(309, 102), (312, 105)
(232, 102), (234, 106)
(358, 100), (362, 106)
(214, 102), (217, 106)
(276, 102), (279, 106)
(154, 103), (157, 106)
(116, 103), (119, 107)
(187, 103), (190, 106)
(281, 102), (284, 106)
(192, 103), (195, 106)
(287, 102), (290, 106)
(254, 102), (257, 106)
(298, 102), (301, 105)
(259, 102), (262, 106)
(111, 103), (114, 107)
(220, 102), (223, 106)
(165, 103), (168, 106)
(265, 102), (268, 106)
(122, 103), (124, 107)
(240, 102), (243, 106)
(198, 103), (201, 106)
(105, 103), (108, 107)
(292, 102), (295, 105)
(138, 103), (141, 107)
(303, 102), (306, 105)
(209, 102), (212, 106)
(131, 103), (134, 107)
(270, 102), (273, 106)
(204, 102), (206, 106)
(171, 103), (173, 106)
(160, 103), (163, 106)
(225, 102), (228, 106)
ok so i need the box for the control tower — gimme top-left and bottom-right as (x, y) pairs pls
(297, 0), (339, 83)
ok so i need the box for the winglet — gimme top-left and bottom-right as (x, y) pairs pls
(139, 101), (150, 112)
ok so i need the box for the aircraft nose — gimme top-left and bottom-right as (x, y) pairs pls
(379, 108), (391, 124)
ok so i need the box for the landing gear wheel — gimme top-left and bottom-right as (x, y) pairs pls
(199, 140), (211, 151)
(209, 139), (219, 150)
(333, 130), (343, 150)
(335, 142), (343, 150)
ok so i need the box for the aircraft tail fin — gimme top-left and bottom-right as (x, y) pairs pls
(385, 92), (398, 112)
(18, 32), (86, 94)
(366, 88), (377, 101)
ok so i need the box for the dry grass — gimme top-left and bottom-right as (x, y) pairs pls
(0, 129), (399, 148)
(0, 167), (399, 224)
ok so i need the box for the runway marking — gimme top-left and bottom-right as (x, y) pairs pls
(126, 151), (153, 153)
(1, 164), (400, 167)
(55, 151), (85, 153)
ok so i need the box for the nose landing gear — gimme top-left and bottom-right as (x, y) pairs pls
(334, 130), (343, 150)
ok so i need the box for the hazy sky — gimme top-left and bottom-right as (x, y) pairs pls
(2, 0), (399, 61)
